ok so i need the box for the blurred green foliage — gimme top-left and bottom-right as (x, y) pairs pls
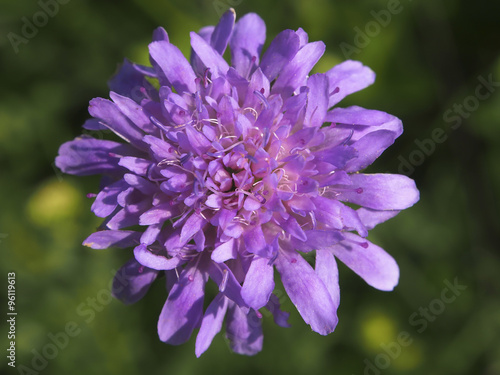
(1, 0), (499, 374)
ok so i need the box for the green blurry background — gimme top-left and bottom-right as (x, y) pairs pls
(1, 0), (499, 374)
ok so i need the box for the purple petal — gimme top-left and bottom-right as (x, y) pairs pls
(83, 118), (107, 131)
(162, 173), (192, 193)
(109, 92), (155, 134)
(134, 244), (184, 270)
(143, 135), (177, 161)
(83, 230), (141, 249)
(272, 41), (326, 97)
(281, 91), (307, 127)
(140, 223), (162, 245)
(230, 12), (266, 77)
(55, 137), (131, 176)
(313, 144), (358, 169)
(336, 173), (419, 210)
(244, 67), (270, 108)
(208, 262), (246, 308)
(91, 179), (128, 217)
(118, 156), (152, 176)
(265, 293), (291, 328)
(296, 27), (309, 47)
(123, 173), (157, 195)
(225, 302), (263, 356)
(190, 26), (214, 76)
(157, 258), (208, 344)
(139, 202), (176, 225)
(180, 213), (207, 245)
(190, 32), (229, 78)
(211, 239), (237, 263)
(315, 250), (340, 309)
(326, 106), (403, 139)
(344, 130), (399, 172)
(243, 225), (268, 256)
(241, 256), (275, 309)
(304, 73), (329, 127)
(356, 207), (400, 230)
(260, 29), (300, 82)
(88, 98), (146, 150)
(316, 169), (351, 187)
(280, 216), (307, 241)
(112, 258), (158, 305)
(311, 196), (343, 229)
(274, 249), (338, 335)
(326, 60), (376, 107)
(149, 41), (197, 94)
(331, 232), (399, 291)
(312, 196), (367, 236)
(185, 124), (212, 155)
(210, 8), (235, 55)
(107, 59), (155, 103)
(195, 293), (229, 357)
(106, 199), (150, 230)
(152, 26), (169, 42)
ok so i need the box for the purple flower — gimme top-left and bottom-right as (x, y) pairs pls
(56, 9), (419, 356)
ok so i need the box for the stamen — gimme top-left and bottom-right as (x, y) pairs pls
(220, 141), (244, 154)
(203, 68), (211, 87)
(157, 159), (179, 167)
(253, 90), (270, 109)
(219, 269), (228, 292)
(254, 191), (267, 204)
(179, 152), (192, 164)
(243, 107), (258, 119)
(246, 154), (258, 163)
(195, 91), (203, 113)
(205, 185), (235, 197)
(342, 129), (354, 145)
(262, 127), (271, 147)
(202, 118), (220, 125)
(232, 216), (250, 225)
(309, 211), (317, 229)
(150, 116), (168, 132)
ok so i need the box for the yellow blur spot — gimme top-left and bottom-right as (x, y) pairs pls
(361, 311), (397, 351)
(27, 178), (84, 227)
(393, 340), (423, 371)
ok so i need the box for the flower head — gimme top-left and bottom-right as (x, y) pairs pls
(56, 9), (419, 356)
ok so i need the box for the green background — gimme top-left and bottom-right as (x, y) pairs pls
(1, 0), (499, 374)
